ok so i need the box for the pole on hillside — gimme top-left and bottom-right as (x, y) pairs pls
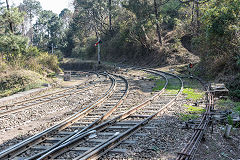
(52, 43), (53, 54)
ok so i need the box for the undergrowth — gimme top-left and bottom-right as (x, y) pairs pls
(0, 70), (48, 98)
(179, 113), (199, 121)
(184, 104), (205, 113)
(182, 88), (204, 101)
(152, 79), (165, 91)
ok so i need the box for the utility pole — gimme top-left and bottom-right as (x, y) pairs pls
(51, 43), (54, 54)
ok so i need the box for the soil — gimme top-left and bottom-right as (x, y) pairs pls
(0, 66), (239, 160)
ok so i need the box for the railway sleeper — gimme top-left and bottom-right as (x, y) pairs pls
(71, 147), (127, 154)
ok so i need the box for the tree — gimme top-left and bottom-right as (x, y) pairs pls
(59, 8), (72, 30)
(5, 0), (13, 32)
(0, 5), (24, 34)
(19, 0), (42, 42)
(33, 10), (63, 52)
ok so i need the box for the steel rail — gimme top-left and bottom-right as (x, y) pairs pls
(38, 69), (183, 160)
(0, 72), (99, 117)
(0, 71), (96, 109)
(78, 69), (183, 160)
(24, 73), (129, 160)
(0, 72), (114, 160)
(176, 81), (214, 160)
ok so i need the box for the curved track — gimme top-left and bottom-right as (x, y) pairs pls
(36, 69), (183, 160)
(0, 73), (129, 160)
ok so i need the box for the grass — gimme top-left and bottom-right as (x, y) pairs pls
(182, 88), (204, 101)
(217, 99), (240, 110)
(179, 113), (199, 121)
(147, 75), (160, 80)
(184, 104), (205, 113)
(165, 78), (181, 94)
(0, 70), (49, 98)
(152, 77), (182, 93)
(153, 79), (166, 91)
(183, 78), (202, 89)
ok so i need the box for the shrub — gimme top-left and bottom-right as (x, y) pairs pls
(228, 75), (240, 101)
(38, 52), (61, 73)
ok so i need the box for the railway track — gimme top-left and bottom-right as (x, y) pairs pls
(177, 86), (214, 160)
(33, 69), (183, 160)
(0, 72), (129, 160)
(0, 72), (100, 117)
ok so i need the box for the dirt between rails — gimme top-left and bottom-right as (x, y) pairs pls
(102, 68), (240, 160)
(1, 68), (238, 160)
(0, 75), (108, 150)
(0, 69), (157, 152)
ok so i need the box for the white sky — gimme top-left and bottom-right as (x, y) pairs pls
(8, 0), (73, 14)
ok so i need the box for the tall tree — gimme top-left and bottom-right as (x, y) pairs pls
(20, 0), (42, 42)
(5, 0), (13, 32)
(153, 0), (162, 45)
(108, 0), (112, 32)
(33, 10), (63, 51)
(59, 8), (72, 30)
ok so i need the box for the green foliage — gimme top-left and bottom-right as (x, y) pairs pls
(0, 7), (25, 33)
(201, 0), (239, 38)
(152, 79), (165, 91)
(0, 70), (47, 97)
(184, 104), (205, 113)
(234, 105), (240, 115)
(33, 10), (64, 52)
(227, 115), (233, 125)
(21, 0), (42, 20)
(179, 113), (199, 121)
(160, 0), (181, 29)
(182, 88), (204, 101)
(0, 34), (29, 61)
(23, 51), (61, 73)
(227, 75), (240, 101)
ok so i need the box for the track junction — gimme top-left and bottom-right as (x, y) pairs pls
(0, 67), (215, 160)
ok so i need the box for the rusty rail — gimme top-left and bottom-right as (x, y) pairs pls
(177, 87), (214, 160)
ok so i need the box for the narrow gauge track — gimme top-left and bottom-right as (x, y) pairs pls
(0, 73), (129, 160)
(0, 72), (99, 117)
(177, 87), (214, 160)
(35, 69), (183, 160)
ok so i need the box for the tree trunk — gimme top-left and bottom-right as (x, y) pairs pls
(5, 0), (14, 33)
(196, 0), (200, 33)
(108, 0), (112, 35)
(153, 0), (162, 45)
(191, 1), (195, 25)
(30, 11), (33, 43)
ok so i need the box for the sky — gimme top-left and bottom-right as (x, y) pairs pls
(9, 0), (73, 14)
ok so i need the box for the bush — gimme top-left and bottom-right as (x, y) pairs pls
(38, 52), (61, 73)
(228, 75), (240, 101)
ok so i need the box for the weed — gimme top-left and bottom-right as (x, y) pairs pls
(179, 113), (199, 121)
(217, 99), (239, 110)
(47, 73), (56, 78)
(182, 88), (204, 101)
(184, 104), (205, 113)
(227, 115), (233, 125)
(234, 106), (240, 114)
(153, 79), (165, 91)
(164, 78), (181, 94)
(147, 75), (160, 80)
